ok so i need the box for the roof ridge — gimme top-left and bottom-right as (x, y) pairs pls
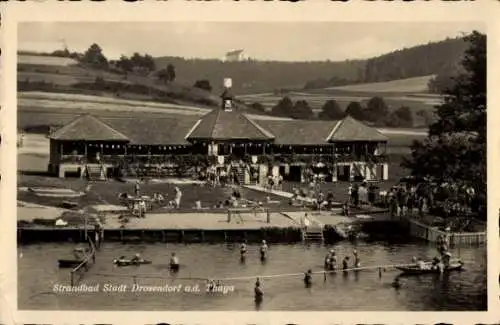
(243, 114), (275, 139)
(49, 114), (129, 141)
(49, 114), (85, 139)
(87, 115), (130, 140)
(208, 109), (222, 138)
(348, 116), (388, 139)
(325, 119), (344, 141)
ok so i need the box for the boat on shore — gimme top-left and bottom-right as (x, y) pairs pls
(397, 262), (464, 275)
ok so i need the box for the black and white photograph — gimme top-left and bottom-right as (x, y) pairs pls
(14, 21), (487, 312)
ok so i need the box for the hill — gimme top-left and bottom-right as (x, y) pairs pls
(153, 57), (364, 95)
(17, 57), (264, 116)
(155, 36), (468, 94)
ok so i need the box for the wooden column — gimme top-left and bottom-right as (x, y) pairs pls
(60, 142), (63, 155)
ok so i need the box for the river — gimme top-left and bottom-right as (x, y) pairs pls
(18, 240), (486, 311)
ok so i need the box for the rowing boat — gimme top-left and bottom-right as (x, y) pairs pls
(58, 259), (85, 268)
(113, 259), (152, 266)
(396, 262), (464, 275)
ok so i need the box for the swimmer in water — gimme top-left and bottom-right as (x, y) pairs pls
(353, 250), (360, 268)
(304, 269), (313, 287)
(170, 252), (180, 272)
(260, 240), (268, 261)
(240, 242), (247, 258)
(254, 278), (263, 303)
(324, 250), (332, 269)
(330, 251), (337, 270)
(342, 256), (350, 271)
(392, 277), (402, 289)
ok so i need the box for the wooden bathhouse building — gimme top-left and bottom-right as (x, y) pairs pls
(48, 84), (389, 184)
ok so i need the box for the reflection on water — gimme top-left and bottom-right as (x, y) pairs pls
(18, 241), (486, 311)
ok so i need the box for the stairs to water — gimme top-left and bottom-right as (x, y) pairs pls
(86, 164), (105, 181)
(302, 229), (325, 242)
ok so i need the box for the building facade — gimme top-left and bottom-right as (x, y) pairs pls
(48, 87), (389, 184)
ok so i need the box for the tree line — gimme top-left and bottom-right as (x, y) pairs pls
(250, 95), (424, 127)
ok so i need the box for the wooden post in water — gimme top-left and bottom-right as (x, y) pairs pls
(266, 209), (270, 223)
(84, 215), (88, 241)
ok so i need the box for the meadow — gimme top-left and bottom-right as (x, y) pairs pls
(238, 75), (443, 126)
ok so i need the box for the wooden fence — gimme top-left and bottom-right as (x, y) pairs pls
(402, 216), (486, 246)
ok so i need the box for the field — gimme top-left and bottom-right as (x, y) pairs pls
(238, 76), (443, 126)
(326, 75), (435, 93)
(18, 55), (79, 66)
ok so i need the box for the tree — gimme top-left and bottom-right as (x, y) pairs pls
(345, 101), (364, 120)
(318, 99), (344, 120)
(167, 64), (176, 82)
(428, 73), (457, 94)
(116, 55), (133, 73)
(157, 68), (170, 84)
(416, 109), (434, 126)
(194, 79), (212, 92)
(271, 96), (294, 117)
(81, 43), (108, 69)
(364, 96), (389, 122)
(290, 100), (314, 120)
(403, 31), (486, 216)
(388, 106), (413, 127)
(250, 102), (266, 113)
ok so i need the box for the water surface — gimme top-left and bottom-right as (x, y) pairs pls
(18, 241), (486, 311)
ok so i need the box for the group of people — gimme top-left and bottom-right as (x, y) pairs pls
(266, 174), (284, 191)
(324, 249), (361, 271)
(347, 182), (378, 207)
(411, 234), (458, 272)
(121, 183), (184, 217)
(240, 240), (268, 261)
(386, 180), (478, 219)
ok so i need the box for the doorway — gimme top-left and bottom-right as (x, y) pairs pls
(337, 165), (351, 182)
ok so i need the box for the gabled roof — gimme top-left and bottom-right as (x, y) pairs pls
(186, 109), (275, 141)
(102, 116), (199, 145)
(328, 115), (388, 142)
(49, 114), (129, 141)
(258, 120), (336, 145)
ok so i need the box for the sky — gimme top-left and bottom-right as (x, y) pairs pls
(18, 22), (485, 62)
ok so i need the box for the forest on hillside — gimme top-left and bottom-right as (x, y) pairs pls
(154, 37), (468, 94)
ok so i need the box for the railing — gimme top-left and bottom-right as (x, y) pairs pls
(70, 236), (97, 286)
(57, 153), (388, 167)
(401, 215), (486, 246)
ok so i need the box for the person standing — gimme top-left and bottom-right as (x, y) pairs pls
(260, 240), (268, 261)
(134, 180), (140, 197)
(174, 187), (182, 209)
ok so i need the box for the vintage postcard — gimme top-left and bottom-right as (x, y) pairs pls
(1, 1), (499, 324)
